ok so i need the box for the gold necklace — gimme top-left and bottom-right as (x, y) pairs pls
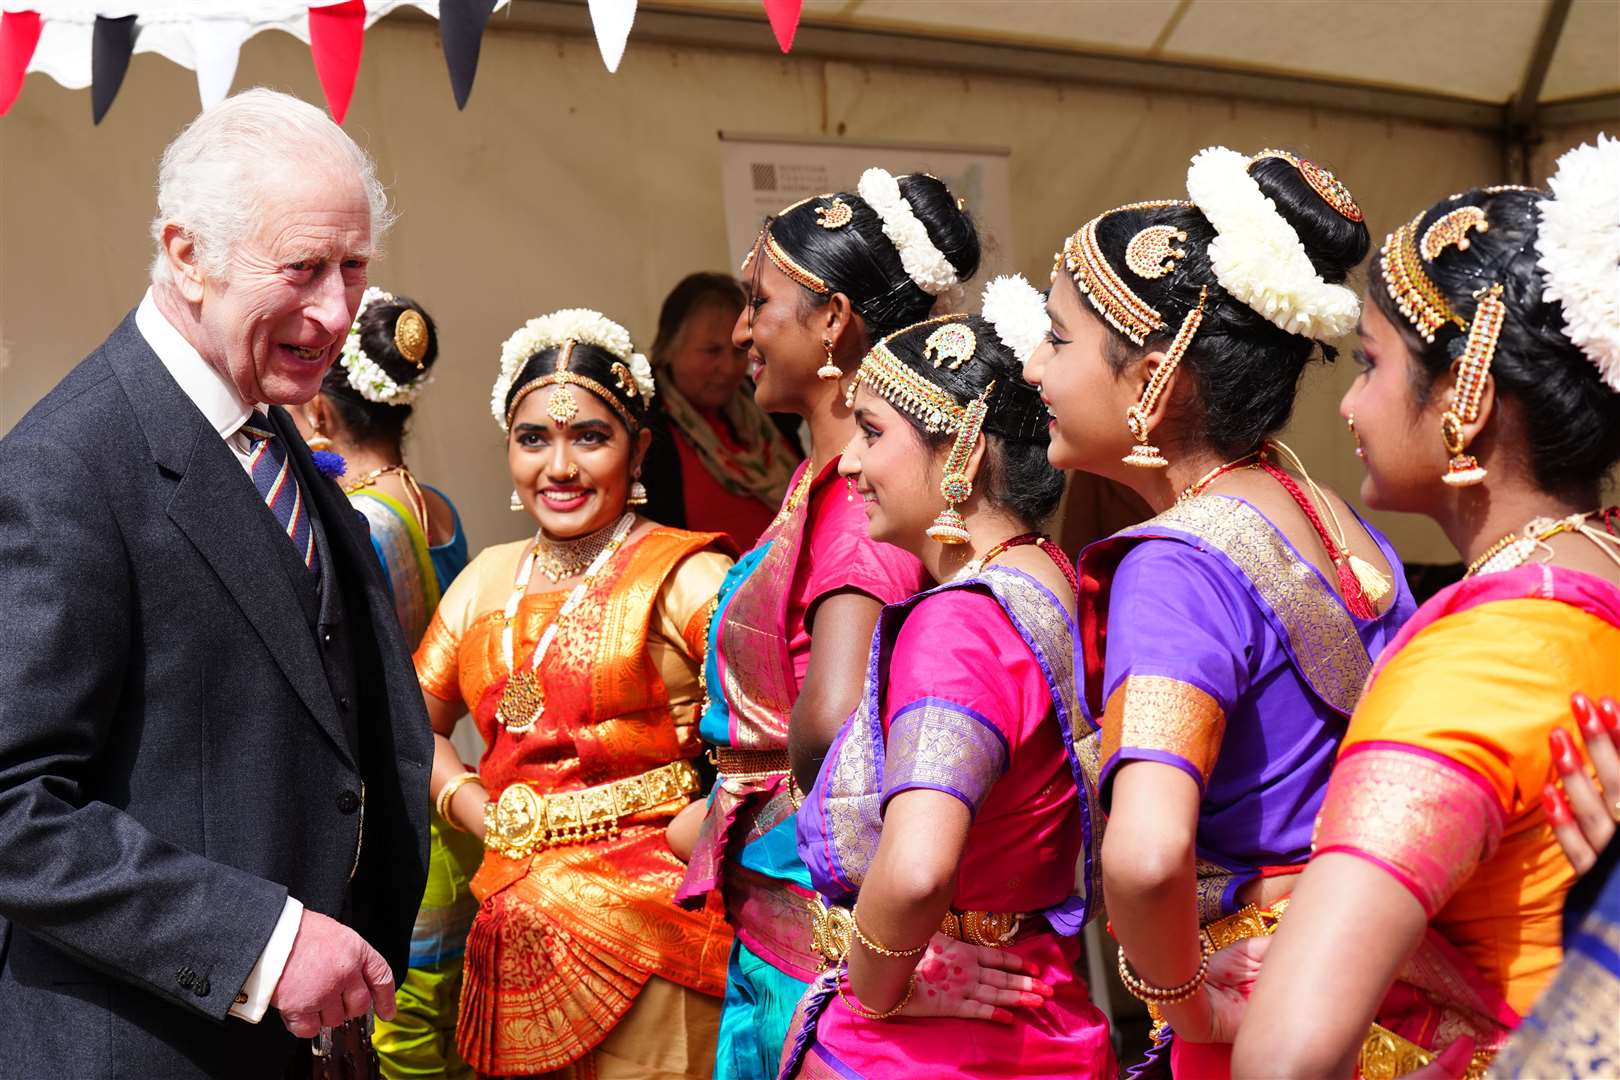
(535, 518), (625, 583)
(1465, 510), (1620, 577)
(342, 464), (429, 533)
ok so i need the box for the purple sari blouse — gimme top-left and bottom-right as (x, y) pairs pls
(1079, 494), (1415, 919)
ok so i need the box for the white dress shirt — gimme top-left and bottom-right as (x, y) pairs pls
(135, 289), (305, 1024)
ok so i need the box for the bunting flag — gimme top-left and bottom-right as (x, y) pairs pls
(0, 10), (43, 117)
(440, 0), (498, 109)
(762, 0), (802, 53)
(587, 0), (636, 73)
(90, 14), (137, 124)
(189, 18), (249, 108)
(309, 0), (367, 124)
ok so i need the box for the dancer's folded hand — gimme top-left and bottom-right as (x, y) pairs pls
(901, 934), (1054, 1024)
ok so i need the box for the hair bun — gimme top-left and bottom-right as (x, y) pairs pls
(1247, 154), (1369, 285)
(896, 173), (981, 283)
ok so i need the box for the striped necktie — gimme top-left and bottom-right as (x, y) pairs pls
(240, 411), (317, 572)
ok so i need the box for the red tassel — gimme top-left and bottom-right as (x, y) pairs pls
(761, 0), (802, 53)
(0, 10), (43, 117)
(308, 0), (367, 124)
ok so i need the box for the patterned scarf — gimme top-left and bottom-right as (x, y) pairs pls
(655, 370), (799, 508)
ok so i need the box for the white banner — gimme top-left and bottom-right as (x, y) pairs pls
(719, 133), (1015, 290)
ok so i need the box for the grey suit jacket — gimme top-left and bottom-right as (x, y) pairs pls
(0, 314), (431, 1078)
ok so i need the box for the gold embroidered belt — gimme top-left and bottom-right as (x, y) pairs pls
(483, 760), (700, 860)
(708, 746), (792, 781)
(1191, 901), (1491, 1080)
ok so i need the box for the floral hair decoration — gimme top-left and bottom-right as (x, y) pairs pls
(337, 286), (434, 406)
(1536, 134), (1620, 393)
(856, 168), (962, 300)
(491, 308), (655, 432)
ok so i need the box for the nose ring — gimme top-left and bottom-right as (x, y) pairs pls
(1347, 412), (1364, 459)
(846, 478), (857, 503)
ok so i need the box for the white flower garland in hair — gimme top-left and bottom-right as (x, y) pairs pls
(490, 307), (648, 429)
(856, 167), (961, 297)
(1184, 146), (1361, 340)
(979, 274), (1049, 365)
(338, 286), (432, 406)
(1536, 134), (1620, 393)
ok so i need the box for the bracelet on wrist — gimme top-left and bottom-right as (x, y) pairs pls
(835, 960), (916, 1021)
(435, 770), (483, 829)
(1116, 940), (1211, 1006)
(851, 907), (928, 959)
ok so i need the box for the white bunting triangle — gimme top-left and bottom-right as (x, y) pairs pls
(188, 17), (249, 108)
(586, 0), (636, 73)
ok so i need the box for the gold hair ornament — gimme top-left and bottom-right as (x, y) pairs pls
(1124, 225), (1188, 280)
(1379, 215), (1466, 343)
(928, 383), (994, 545)
(846, 332), (967, 435)
(610, 361), (641, 400)
(394, 308), (429, 368)
(1056, 201), (1192, 345)
(504, 343), (639, 432)
(816, 199), (854, 230)
(1420, 206), (1489, 261)
(1253, 149), (1365, 223)
(923, 323), (977, 370)
(1123, 287), (1208, 469)
(765, 231), (830, 295)
(1439, 284), (1506, 487)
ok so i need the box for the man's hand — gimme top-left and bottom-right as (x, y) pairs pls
(269, 909), (396, 1039)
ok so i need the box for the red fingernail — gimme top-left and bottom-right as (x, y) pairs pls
(1576, 696), (1606, 737)
(1543, 783), (1572, 824)
(1600, 697), (1620, 733)
(1550, 728), (1579, 770)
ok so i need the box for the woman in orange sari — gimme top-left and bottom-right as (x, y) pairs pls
(418, 308), (735, 1078)
(1235, 141), (1620, 1079)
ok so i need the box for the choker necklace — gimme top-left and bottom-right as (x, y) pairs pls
(1467, 509), (1620, 577)
(535, 518), (625, 583)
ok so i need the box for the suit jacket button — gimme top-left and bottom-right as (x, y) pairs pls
(193, 977), (210, 997)
(336, 789), (361, 814)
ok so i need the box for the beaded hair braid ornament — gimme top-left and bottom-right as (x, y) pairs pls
(1378, 207), (1508, 486)
(1054, 202), (1207, 469)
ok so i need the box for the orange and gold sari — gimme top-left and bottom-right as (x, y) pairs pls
(1312, 563), (1620, 1075)
(414, 527), (736, 1077)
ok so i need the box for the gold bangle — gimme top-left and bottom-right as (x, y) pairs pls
(851, 908), (928, 959)
(436, 770), (483, 829)
(1116, 941), (1211, 1005)
(835, 961), (916, 1021)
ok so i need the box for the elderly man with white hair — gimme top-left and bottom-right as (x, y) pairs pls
(0, 89), (431, 1077)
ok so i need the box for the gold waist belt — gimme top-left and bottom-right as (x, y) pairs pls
(1195, 901), (1491, 1080)
(708, 746), (791, 780)
(483, 759), (700, 860)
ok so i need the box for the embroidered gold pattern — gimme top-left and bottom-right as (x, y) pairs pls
(1312, 746), (1503, 916)
(1129, 496), (1373, 716)
(1101, 675), (1226, 783)
(1489, 929), (1620, 1079)
(884, 701), (1009, 812)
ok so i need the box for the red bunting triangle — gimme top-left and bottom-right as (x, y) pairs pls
(0, 10), (43, 117)
(761, 0), (801, 53)
(308, 0), (366, 124)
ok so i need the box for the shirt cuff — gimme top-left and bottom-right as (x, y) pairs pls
(229, 896), (304, 1023)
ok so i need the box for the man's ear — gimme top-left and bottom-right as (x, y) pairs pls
(159, 223), (207, 304)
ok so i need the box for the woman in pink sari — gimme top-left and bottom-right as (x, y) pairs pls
(780, 280), (1114, 1079)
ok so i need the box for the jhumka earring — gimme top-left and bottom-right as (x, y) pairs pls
(510, 489), (524, 511)
(1439, 284), (1505, 487)
(1123, 287), (1207, 469)
(817, 338), (842, 381)
(628, 470), (649, 507)
(927, 385), (994, 545)
(305, 413), (333, 453)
